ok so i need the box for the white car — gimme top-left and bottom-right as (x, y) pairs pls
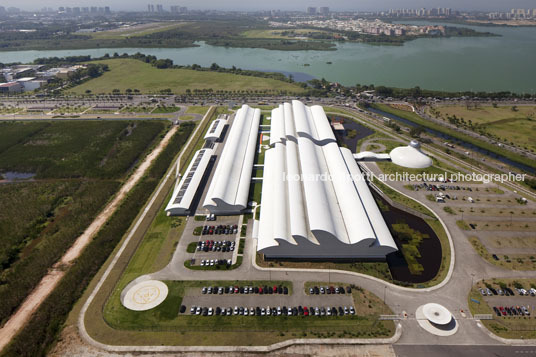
(196, 307), (202, 315)
(208, 307), (213, 316)
(266, 306), (271, 316)
(349, 306), (356, 315)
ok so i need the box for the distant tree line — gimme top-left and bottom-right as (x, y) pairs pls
(373, 84), (533, 100)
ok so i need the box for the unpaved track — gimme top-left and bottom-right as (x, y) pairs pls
(0, 125), (178, 352)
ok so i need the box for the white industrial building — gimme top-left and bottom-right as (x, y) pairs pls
(203, 105), (260, 214)
(389, 140), (433, 169)
(165, 148), (214, 215)
(203, 115), (227, 142)
(257, 101), (398, 260)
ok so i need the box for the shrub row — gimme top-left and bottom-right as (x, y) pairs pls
(1, 123), (195, 357)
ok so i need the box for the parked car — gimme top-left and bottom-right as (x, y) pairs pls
(493, 307), (500, 316)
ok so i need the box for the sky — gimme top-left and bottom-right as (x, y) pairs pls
(3, 0), (536, 12)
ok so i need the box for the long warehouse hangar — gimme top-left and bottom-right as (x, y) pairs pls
(203, 105), (260, 214)
(257, 101), (398, 260)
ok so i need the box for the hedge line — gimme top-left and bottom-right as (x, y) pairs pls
(0, 122), (195, 357)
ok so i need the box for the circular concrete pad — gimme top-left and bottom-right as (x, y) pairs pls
(121, 280), (168, 311)
(416, 303), (458, 337)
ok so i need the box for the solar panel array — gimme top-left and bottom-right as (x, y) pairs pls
(208, 120), (221, 135)
(173, 149), (207, 205)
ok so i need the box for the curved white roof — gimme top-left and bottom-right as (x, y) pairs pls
(422, 303), (453, 325)
(165, 148), (213, 215)
(257, 101), (398, 259)
(204, 118), (226, 141)
(354, 151), (391, 161)
(203, 105), (260, 214)
(389, 140), (433, 169)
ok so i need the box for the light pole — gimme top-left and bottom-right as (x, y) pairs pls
(383, 285), (387, 314)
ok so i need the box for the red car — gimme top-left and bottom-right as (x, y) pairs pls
(304, 307), (309, 316)
(499, 306), (506, 316)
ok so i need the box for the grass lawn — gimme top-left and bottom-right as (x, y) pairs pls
(179, 115), (196, 121)
(68, 59), (306, 95)
(186, 106), (210, 115)
(372, 103), (536, 171)
(99, 277), (393, 346)
(257, 254), (393, 282)
(152, 106), (180, 113)
(433, 104), (536, 152)
(373, 180), (434, 218)
(469, 278), (536, 339)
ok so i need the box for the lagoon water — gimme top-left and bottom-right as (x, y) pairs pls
(1, 22), (535, 93)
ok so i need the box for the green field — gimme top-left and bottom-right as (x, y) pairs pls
(2, 122), (197, 356)
(87, 22), (188, 40)
(372, 103), (536, 171)
(0, 121), (166, 179)
(0, 120), (167, 326)
(68, 59), (306, 95)
(98, 278), (394, 346)
(434, 104), (536, 152)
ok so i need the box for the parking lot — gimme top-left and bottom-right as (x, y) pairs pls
(180, 283), (355, 317)
(183, 215), (240, 267)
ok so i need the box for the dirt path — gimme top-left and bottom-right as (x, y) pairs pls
(0, 125), (178, 352)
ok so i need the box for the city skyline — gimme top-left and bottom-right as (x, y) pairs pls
(1, 0), (536, 12)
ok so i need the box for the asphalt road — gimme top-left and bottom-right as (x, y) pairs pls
(395, 344), (536, 357)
